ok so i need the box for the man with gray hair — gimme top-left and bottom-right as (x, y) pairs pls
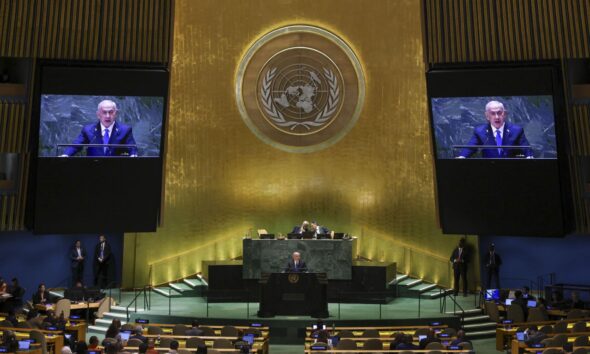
(458, 100), (533, 158)
(285, 251), (308, 272)
(62, 99), (137, 157)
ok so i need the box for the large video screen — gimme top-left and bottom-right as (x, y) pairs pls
(39, 95), (164, 157)
(431, 95), (556, 159)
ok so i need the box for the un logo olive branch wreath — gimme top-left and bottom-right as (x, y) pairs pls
(260, 67), (340, 131)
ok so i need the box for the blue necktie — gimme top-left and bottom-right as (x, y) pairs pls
(103, 129), (110, 155)
(495, 130), (502, 156)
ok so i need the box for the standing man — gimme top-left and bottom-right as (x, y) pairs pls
(70, 240), (86, 286)
(483, 243), (501, 290)
(284, 252), (308, 273)
(450, 238), (469, 296)
(94, 235), (112, 288)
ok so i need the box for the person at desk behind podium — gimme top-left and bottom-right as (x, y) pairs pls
(32, 283), (51, 305)
(61, 100), (137, 157)
(285, 252), (308, 273)
(311, 221), (330, 238)
(292, 220), (311, 234)
(71, 240), (86, 286)
(457, 100), (533, 158)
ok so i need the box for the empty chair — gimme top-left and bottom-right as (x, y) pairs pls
(173, 323), (188, 335)
(428, 351), (444, 354)
(553, 321), (569, 333)
(552, 333), (568, 347)
(573, 336), (589, 346)
(540, 338), (555, 347)
(528, 307), (549, 322)
(220, 325), (239, 337)
(363, 338), (383, 350)
(337, 330), (355, 338)
(567, 309), (585, 320)
(29, 330), (48, 354)
(362, 329), (380, 338)
(213, 339), (233, 348)
(159, 337), (173, 348)
(414, 328), (431, 336)
(484, 301), (501, 322)
(126, 338), (143, 347)
(178, 350), (192, 354)
(186, 337), (206, 348)
(542, 349), (564, 354)
(442, 327), (457, 336)
(539, 325), (553, 334)
(507, 305), (525, 323)
(336, 339), (357, 350)
(426, 342), (445, 350)
(572, 321), (588, 333)
(573, 348), (588, 354)
(199, 326), (216, 336)
(459, 342), (473, 350)
(17, 322), (32, 328)
(54, 299), (71, 318)
(147, 326), (163, 335)
(243, 328), (261, 336)
(0, 320), (14, 327)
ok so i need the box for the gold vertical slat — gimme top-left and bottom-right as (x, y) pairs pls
(0, 1), (8, 54)
(580, 0), (590, 57)
(61, 0), (72, 58)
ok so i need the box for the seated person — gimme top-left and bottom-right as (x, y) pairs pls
(32, 283), (51, 305)
(524, 325), (546, 346)
(185, 320), (203, 336)
(450, 330), (471, 346)
(87, 336), (100, 350)
(26, 309), (44, 329)
(75, 341), (88, 354)
(130, 326), (147, 343)
(311, 221), (330, 238)
(168, 340), (179, 354)
(2, 330), (18, 353)
(522, 286), (536, 300)
(418, 329), (441, 349)
(284, 251), (307, 273)
(8, 278), (25, 311)
(512, 290), (529, 319)
(567, 291), (585, 309)
(292, 221), (311, 234)
(396, 334), (419, 350)
(389, 332), (405, 349)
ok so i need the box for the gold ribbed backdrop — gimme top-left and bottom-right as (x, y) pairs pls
(423, 0), (590, 232)
(122, 0), (473, 289)
(0, 0), (172, 231)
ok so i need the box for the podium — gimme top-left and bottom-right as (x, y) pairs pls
(257, 272), (328, 318)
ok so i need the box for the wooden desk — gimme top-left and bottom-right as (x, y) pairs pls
(142, 334), (269, 354)
(303, 350), (473, 353)
(3, 326), (64, 354)
(35, 301), (101, 312)
(66, 322), (87, 342)
(124, 348), (260, 353)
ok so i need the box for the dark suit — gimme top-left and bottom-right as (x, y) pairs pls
(71, 246), (86, 285)
(450, 246), (469, 295)
(459, 123), (533, 158)
(32, 290), (51, 305)
(483, 251), (502, 289)
(94, 241), (113, 288)
(130, 334), (148, 343)
(63, 121), (137, 156)
(513, 297), (529, 318)
(285, 260), (308, 272)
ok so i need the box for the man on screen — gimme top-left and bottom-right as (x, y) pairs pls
(458, 100), (533, 158)
(61, 100), (138, 157)
(284, 251), (308, 273)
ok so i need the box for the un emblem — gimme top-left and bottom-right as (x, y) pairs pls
(236, 25), (365, 152)
(288, 273), (300, 284)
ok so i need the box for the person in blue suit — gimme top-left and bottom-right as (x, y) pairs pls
(62, 100), (137, 157)
(284, 251), (308, 272)
(458, 100), (533, 158)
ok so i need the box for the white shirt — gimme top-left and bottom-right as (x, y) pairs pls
(101, 123), (114, 139)
(76, 247), (82, 258)
(492, 124), (505, 141)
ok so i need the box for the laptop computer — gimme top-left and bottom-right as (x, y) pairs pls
(242, 334), (254, 346)
(259, 233), (275, 239)
(333, 233), (344, 239)
(302, 231), (314, 239)
(527, 300), (537, 308)
(119, 332), (130, 341)
(287, 233), (302, 239)
(18, 341), (30, 350)
(316, 233), (330, 239)
(505, 298), (514, 306)
(516, 332), (526, 341)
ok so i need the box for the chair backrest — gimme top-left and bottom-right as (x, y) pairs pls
(539, 325), (553, 334)
(362, 329), (380, 338)
(425, 342), (445, 350)
(552, 333), (568, 347)
(399, 351), (414, 354)
(337, 330), (355, 338)
(567, 309), (585, 320)
(573, 348), (588, 354)
(458, 342), (473, 350)
(442, 328), (457, 336)
(17, 321), (32, 328)
(572, 321), (588, 333)
(573, 335), (589, 346)
(54, 299), (71, 318)
(336, 339), (357, 350)
(243, 328), (261, 336)
(540, 338), (555, 347)
(199, 326), (216, 336)
(363, 338), (383, 350)
(212, 339), (233, 348)
(542, 348), (564, 354)
(206, 350), (221, 354)
(0, 320), (14, 327)
(126, 338), (143, 347)
(553, 321), (569, 333)
(159, 337), (173, 348)
(528, 307), (549, 322)
(220, 325), (239, 337)
(29, 330), (47, 354)
(178, 350), (192, 354)
(428, 351), (444, 354)
(484, 301), (500, 322)
(172, 323), (188, 335)
(185, 337), (206, 349)
(507, 305), (525, 323)
(147, 326), (163, 335)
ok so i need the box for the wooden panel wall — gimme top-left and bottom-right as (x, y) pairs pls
(0, 0), (173, 231)
(423, 0), (590, 232)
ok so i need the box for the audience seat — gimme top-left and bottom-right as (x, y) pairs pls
(574, 335), (589, 346)
(539, 325), (553, 334)
(528, 307), (549, 322)
(507, 305), (525, 323)
(220, 325), (239, 337)
(159, 337), (173, 348)
(212, 339), (233, 348)
(363, 338), (383, 350)
(147, 326), (163, 335)
(185, 337), (205, 348)
(172, 323), (188, 335)
(336, 339), (357, 350)
(337, 330), (355, 338)
(126, 338), (143, 347)
(425, 342), (445, 350)
(442, 327), (457, 336)
(553, 321), (569, 333)
(458, 342), (473, 350)
(567, 309), (585, 320)
(551, 333), (568, 347)
(573, 348), (588, 354)
(484, 301), (501, 322)
(362, 329), (380, 338)
(199, 326), (216, 336)
(414, 328), (430, 336)
(572, 321), (588, 333)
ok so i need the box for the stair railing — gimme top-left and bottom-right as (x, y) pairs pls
(125, 285), (151, 321)
(440, 292), (465, 326)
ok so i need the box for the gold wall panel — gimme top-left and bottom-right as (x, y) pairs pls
(123, 0), (475, 289)
(423, 0), (590, 232)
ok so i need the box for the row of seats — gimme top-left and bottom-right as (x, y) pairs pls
(486, 301), (589, 323)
